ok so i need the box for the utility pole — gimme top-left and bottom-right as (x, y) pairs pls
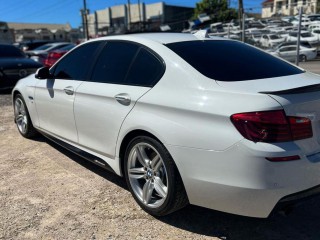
(242, 13), (246, 42)
(127, 0), (131, 31)
(83, 0), (89, 40)
(138, 0), (142, 31)
(238, 0), (244, 42)
(295, 6), (303, 66)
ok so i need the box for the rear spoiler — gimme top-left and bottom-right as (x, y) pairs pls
(260, 84), (320, 95)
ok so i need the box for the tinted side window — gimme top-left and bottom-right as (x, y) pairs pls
(91, 41), (139, 84)
(53, 41), (102, 80)
(166, 40), (303, 81)
(125, 48), (164, 87)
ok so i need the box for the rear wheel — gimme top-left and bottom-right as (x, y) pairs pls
(299, 55), (307, 62)
(124, 136), (188, 216)
(14, 94), (37, 138)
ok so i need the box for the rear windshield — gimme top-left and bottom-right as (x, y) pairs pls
(0, 45), (25, 58)
(269, 35), (280, 39)
(166, 40), (303, 81)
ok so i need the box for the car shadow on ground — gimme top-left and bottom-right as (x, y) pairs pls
(43, 137), (128, 190)
(42, 136), (320, 240)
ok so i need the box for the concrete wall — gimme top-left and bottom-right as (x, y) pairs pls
(262, 0), (318, 18)
(146, 2), (164, 22)
(87, 13), (97, 37)
(129, 3), (145, 23)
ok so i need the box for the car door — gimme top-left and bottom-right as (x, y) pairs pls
(74, 41), (165, 159)
(34, 41), (103, 143)
(278, 46), (294, 61)
(285, 46), (297, 62)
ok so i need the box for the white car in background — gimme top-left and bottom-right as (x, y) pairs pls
(308, 23), (320, 31)
(270, 45), (317, 62)
(286, 31), (319, 45)
(260, 34), (285, 48)
(12, 33), (320, 218)
(311, 28), (320, 40)
(292, 17), (312, 27)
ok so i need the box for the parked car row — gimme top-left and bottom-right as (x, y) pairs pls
(206, 14), (320, 62)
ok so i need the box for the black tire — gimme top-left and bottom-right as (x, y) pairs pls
(14, 94), (38, 138)
(124, 136), (188, 216)
(299, 55), (307, 62)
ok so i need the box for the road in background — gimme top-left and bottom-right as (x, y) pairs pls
(300, 61), (320, 74)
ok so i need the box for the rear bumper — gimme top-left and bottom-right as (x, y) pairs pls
(166, 141), (320, 218)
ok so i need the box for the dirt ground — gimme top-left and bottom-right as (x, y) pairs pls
(1, 69), (320, 240)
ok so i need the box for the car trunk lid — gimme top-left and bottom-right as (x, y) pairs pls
(217, 72), (320, 156)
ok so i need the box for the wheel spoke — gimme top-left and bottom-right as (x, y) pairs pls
(16, 114), (24, 122)
(129, 167), (146, 179)
(151, 155), (162, 172)
(154, 176), (167, 198)
(21, 122), (26, 133)
(142, 179), (154, 204)
(135, 146), (150, 167)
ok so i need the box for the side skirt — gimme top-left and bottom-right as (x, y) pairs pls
(39, 131), (116, 174)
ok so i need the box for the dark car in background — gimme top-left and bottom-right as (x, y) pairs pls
(0, 44), (42, 89)
(14, 40), (54, 52)
(44, 44), (75, 67)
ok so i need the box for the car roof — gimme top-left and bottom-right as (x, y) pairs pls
(43, 42), (70, 46)
(89, 32), (226, 44)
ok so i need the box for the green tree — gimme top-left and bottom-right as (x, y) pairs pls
(193, 0), (237, 22)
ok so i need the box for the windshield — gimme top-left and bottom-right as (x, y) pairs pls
(301, 32), (312, 37)
(57, 44), (75, 51)
(166, 40), (303, 81)
(0, 45), (25, 58)
(269, 35), (280, 39)
(34, 44), (52, 50)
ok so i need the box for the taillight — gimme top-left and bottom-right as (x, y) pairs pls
(231, 110), (312, 143)
(50, 52), (64, 59)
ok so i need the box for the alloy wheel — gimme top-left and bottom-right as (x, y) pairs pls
(127, 143), (168, 208)
(14, 98), (28, 134)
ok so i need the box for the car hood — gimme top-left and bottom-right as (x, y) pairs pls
(216, 71), (320, 94)
(0, 58), (43, 69)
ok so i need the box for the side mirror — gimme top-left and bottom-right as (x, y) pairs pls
(35, 67), (52, 79)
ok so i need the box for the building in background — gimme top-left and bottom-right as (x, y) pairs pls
(262, 0), (318, 18)
(7, 22), (81, 43)
(87, 2), (194, 37)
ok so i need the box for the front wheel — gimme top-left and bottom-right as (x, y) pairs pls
(14, 94), (38, 138)
(124, 136), (188, 216)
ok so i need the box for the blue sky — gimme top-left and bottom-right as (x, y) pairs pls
(0, 0), (262, 28)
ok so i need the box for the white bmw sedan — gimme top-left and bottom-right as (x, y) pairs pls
(12, 33), (320, 218)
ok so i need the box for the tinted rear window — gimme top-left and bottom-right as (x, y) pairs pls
(0, 45), (25, 58)
(166, 40), (303, 81)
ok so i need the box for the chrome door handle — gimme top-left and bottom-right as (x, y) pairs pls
(115, 93), (131, 106)
(64, 86), (74, 95)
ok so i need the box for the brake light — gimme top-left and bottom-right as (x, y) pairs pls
(50, 52), (64, 59)
(231, 110), (312, 143)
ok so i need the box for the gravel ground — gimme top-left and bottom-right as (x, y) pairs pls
(1, 63), (320, 240)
